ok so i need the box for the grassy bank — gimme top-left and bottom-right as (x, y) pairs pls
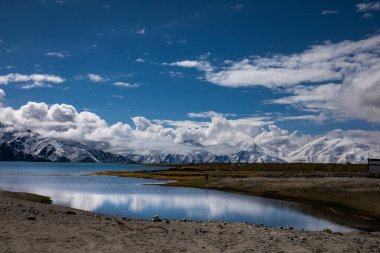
(147, 162), (368, 172)
(4, 191), (52, 204)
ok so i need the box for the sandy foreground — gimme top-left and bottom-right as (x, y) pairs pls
(1, 191), (380, 253)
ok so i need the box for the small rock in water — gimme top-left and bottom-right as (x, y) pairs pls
(182, 218), (187, 222)
(151, 215), (161, 222)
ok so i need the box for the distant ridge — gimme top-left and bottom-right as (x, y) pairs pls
(0, 126), (372, 164)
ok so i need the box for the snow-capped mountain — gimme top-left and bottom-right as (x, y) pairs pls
(0, 128), (133, 163)
(287, 136), (371, 163)
(0, 127), (377, 164)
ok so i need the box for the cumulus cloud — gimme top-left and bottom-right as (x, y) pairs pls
(87, 73), (106, 82)
(0, 94), (379, 158)
(0, 89), (5, 105)
(0, 73), (65, 89)
(0, 92), (273, 154)
(169, 35), (380, 122)
(135, 58), (145, 63)
(356, 1), (380, 12)
(167, 60), (212, 72)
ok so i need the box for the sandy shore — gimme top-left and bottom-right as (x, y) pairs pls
(1, 190), (380, 253)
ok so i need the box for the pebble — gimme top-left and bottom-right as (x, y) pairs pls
(152, 215), (162, 222)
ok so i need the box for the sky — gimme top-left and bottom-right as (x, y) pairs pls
(0, 0), (380, 155)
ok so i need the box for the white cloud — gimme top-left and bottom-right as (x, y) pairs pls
(166, 39), (187, 46)
(188, 111), (237, 118)
(113, 82), (140, 88)
(112, 95), (124, 99)
(170, 35), (380, 122)
(167, 60), (213, 72)
(278, 112), (327, 123)
(135, 58), (145, 63)
(363, 13), (374, 18)
(136, 27), (146, 34)
(0, 73), (65, 89)
(45, 51), (71, 58)
(87, 73), (106, 82)
(321, 10), (339, 15)
(269, 83), (340, 110)
(356, 1), (380, 12)
(230, 4), (244, 12)
(0, 93), (379, 159)
(55, 0), (69, 4)
(0, 89), (5, 105)
(168, 71), (184, 78)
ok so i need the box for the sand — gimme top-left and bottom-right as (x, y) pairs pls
(1, 190), (380, 253)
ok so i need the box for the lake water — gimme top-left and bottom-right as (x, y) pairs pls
(0, 162), (355, 232)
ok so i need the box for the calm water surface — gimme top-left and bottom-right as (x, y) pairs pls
(0, 162), (354, 232)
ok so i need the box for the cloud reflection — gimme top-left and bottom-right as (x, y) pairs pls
(18, 188), (353, 232)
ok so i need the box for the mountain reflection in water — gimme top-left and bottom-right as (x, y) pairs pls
(0, 163), (354, 232)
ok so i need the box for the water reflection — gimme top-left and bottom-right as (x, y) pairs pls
(6, 185), (353, 232)
(0, 163), (357, 232)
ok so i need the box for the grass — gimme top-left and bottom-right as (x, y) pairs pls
(148, 162), (367, 173)
(8, 191), (52, 204)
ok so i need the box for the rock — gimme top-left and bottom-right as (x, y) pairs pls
(151, 215), (161, 222)
(26, 216), (35, 220)
(65, 210), (76, 215)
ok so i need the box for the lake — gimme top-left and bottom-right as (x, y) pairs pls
(0, 162), (354, 232)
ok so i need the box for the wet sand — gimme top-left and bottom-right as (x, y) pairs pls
(1, 190), (380, 253)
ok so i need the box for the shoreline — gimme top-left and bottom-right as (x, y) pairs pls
(1, 190), (380, 252)
(96, 169), (380, 231)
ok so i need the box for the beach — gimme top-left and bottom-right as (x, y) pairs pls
(1, 190), (380, 253)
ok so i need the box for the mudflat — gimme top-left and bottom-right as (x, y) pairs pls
(1, 190), (380, 253)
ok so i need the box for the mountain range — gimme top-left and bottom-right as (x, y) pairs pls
(0, 126), (373, 164)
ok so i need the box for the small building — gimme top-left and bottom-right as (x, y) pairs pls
(368, 159), (380, 174)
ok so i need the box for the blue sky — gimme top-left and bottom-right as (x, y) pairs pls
(0, 0), (380, 138)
